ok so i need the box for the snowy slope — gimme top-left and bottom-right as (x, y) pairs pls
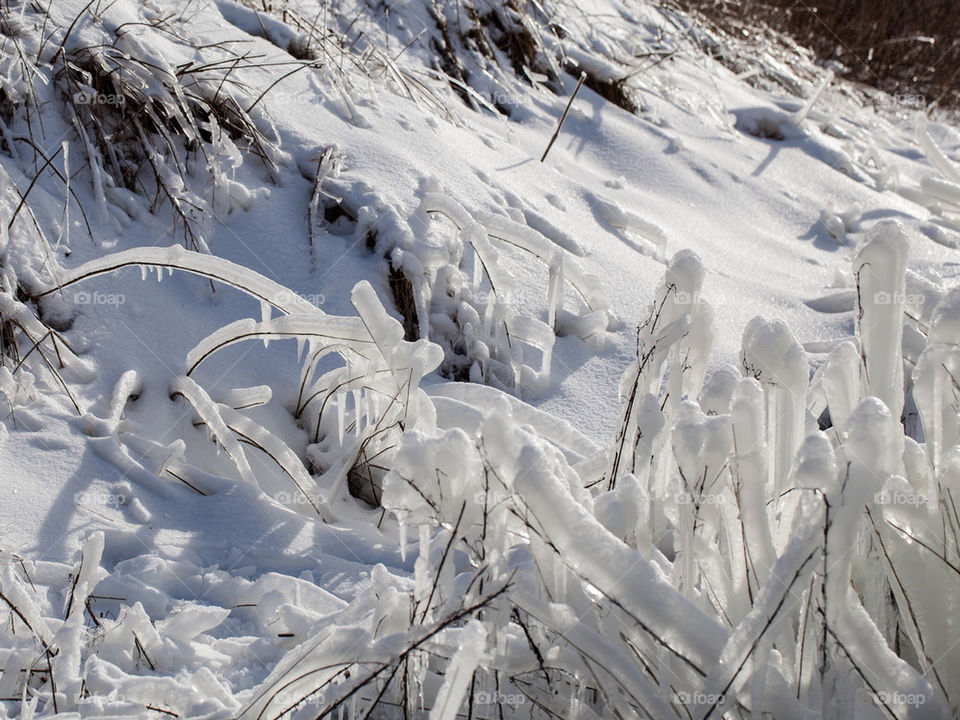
(0, 0), (959, 717)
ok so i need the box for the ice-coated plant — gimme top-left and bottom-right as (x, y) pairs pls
(211, 223), (960, 719)
(32, 245), (443, 515)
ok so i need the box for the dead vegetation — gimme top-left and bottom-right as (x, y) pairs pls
(54, 37), (288, 251)
(427, 0), (561, 112)
(387, 262), (419, 342)
(676, 0), (960, 110)
(480, 0), (556, 83)
(580, 71), (638, 114)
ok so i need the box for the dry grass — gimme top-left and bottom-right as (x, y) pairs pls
(677, 0), (960, 109)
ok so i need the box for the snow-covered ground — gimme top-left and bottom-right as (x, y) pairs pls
(1, 0), (959, 717)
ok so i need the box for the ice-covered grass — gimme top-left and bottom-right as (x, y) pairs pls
(7, 234), (960, 718)
(1, 0), (960, 718)
(2, 238), (960, 718)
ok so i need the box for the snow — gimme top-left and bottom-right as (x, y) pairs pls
(1, 0), (959, 717)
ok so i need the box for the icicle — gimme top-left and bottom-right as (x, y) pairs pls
(821, 340), (860, 431)
(352, 388), (362, 435)
(482, 291), (494, 337)
(366, 391), (378, 430)
(512, 343), (523, 395)
(54, 142), (70, 253)
(414, 524), (432, 619)
(472, 245), (483, 296)
(730, 377), (776, 589)
(398, 512), (408, 562)
(546, 251), (564, 330)
(429, 621), (488, 720)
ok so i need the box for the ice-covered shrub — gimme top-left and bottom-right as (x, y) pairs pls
(305, 159), (611, 396)
(0, 166), (93, 420)
(0, 1), (284, 256)
(35, 245), (442, 512)
(414, 185), (609, 393)
(609, 248), (712, 491)
(353, 224), (958, 718)
(54, 19), (283, 249)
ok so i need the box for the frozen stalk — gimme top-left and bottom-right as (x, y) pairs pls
(820, 340), (861, 432)
(740, 317), (807, 500)
(827, 399), (949, 719)
(854, 221), (910, 424)
(790, 70), (833, 126)
(730, 377), (776, 592)
(609, 250), (709, 490)
(912, 287), (960, 472)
